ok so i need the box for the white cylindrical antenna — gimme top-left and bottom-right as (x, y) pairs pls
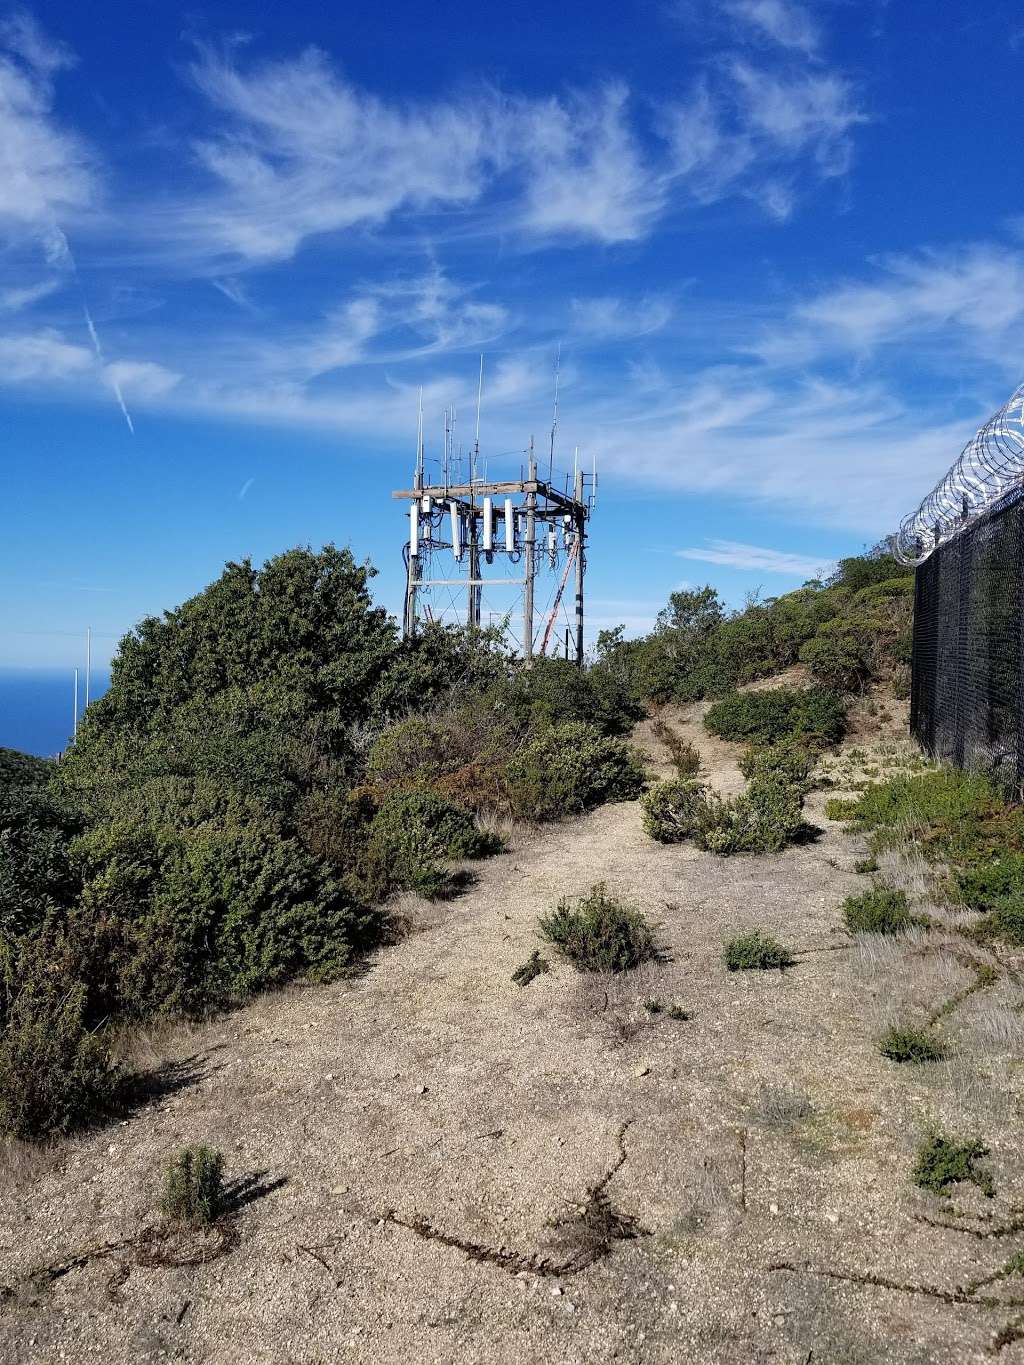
(85, 627), (91, 709)
(409, 502), (419, 557)
(73, 667), (79, 739)
(421, 493), (432, 514)
(504, 497), (515, 552)
(563, 514), (572, 547)
(482, 496), (494, 552)
(450, 501), (463, 559)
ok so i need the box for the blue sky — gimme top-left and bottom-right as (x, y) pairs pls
(2, 0), (1024, 672)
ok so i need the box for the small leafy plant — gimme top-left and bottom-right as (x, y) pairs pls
(160, 1144), (226, 1227)
(723, 931), (794, 972)
(644, 998), (691, 1020)
(641, 779), (705, 843)
(912, 1130), (993, 1197)
(878, 1024), (945, 1063)
(539, 884), (660, 973)
(511, 949), (549, 987)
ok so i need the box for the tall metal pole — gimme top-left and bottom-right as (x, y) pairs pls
(467, 507), (481, 629)
(524, 444), (537, 662)
(574, 470), (585, 667)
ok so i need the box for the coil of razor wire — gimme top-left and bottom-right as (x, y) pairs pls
(895, 379), (1024, 566)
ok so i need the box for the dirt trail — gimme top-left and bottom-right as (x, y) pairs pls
(1, 707), (1021, 1364)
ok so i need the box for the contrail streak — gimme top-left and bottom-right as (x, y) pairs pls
(51, 225), (135, 436)
(81, 300), (134, 435)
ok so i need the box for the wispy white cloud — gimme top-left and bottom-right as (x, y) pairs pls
(104, 359), (181, 399)
(666, 62), (866, 218)
(0, 277), (59, 311)
(0, 14), (96, 238)
(516, 85), (663, 243)
(725, 0), (821, 55)
(570, 294), (674, 338)
(755, 242), (1024, 366)
(0, 328), (92, 381)
(676, 538), (834, 576)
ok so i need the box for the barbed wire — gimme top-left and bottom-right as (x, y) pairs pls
(896, 380), (1024, 565)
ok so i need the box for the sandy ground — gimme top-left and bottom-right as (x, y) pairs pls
(3, 697), (1024, 1365)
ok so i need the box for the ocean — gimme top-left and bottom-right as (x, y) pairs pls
(0, 670), (111, 758)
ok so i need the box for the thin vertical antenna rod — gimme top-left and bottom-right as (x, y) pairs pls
(548, 344), (561, 481)
(73, 668), (79, 740)
(524, 437), (537, 662)
(85, 627), (91, 709)
(574, 466), (586, 667)
(474, 355), (484, 470)
(415, 387), (424, 489)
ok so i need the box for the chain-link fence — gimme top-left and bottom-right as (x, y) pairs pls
(911, 490), (1024, 793)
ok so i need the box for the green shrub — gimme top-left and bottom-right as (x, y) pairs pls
(878, 1024), (945, 1063)
(912, 1131), (993, 1197)
(738, 738), (813, 785)
(539, 884), (660, 973)
(363, 790), (501, 900)
(835, 770), (1006, 842)
(497, 656), (642, 737)
(971, 902), (1024, 948)
(723, 931), (794, 971)
(506, 722), (645, 821)
(855, 856), (879, 874)
(0, 749), (82, 943)
(843, 887), (923, 935)
(641, 779), (706, 843)
(160, 1144), (226, 1226)
(67, 816), (368, 1017)
(0, 981), (121, 1139)
(696, 775), (805, 855)
(800, 627), (872, 692)
(644, 773), (805, 855)
(704, 686), (847, 750)
(956, 854), (1024, 912)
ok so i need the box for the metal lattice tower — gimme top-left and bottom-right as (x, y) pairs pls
(391, 378), (596, 663)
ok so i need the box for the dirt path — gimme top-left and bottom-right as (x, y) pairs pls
(2, 710), (1022, 1364)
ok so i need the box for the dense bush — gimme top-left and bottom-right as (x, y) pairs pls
(594, 545), (911, 707)
(843, 887), (922, 935)
(704, 686), (847, 750)
(539, 884), (660, 973)
(738, 738), (814, 785)
(161, 1144), (226, 1226)
(361, 790), (502, 899)
(498, 656), (641, 737)
(0, 748), (81, 943)
(693, 775), (805, 855)
(643, 773), (806, 855)
(506, 721), (645, 820)
(723, 931), (794, 971)
(641, 779), (706, 843)
(0, 979), (122, 1139)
